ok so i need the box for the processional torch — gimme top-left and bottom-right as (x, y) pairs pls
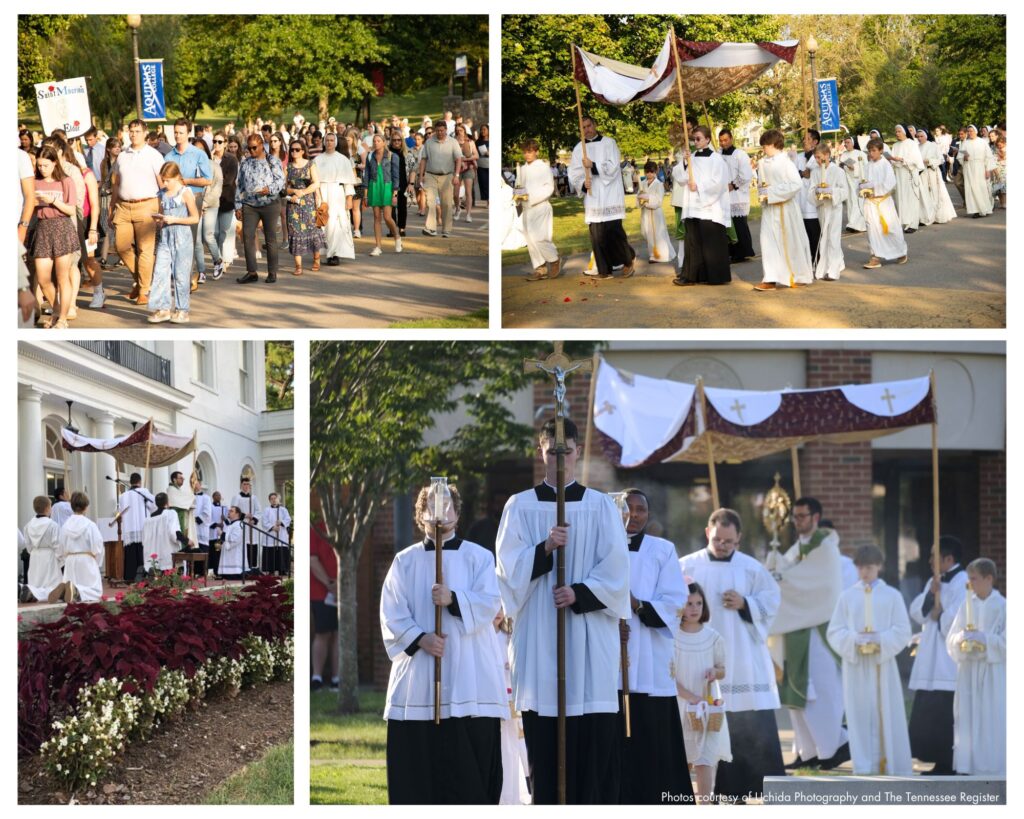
(610, 491), (631, 738)
(429, 476), (454, 725)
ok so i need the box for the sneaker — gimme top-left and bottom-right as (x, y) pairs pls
(88, 285), (105, 309)
(198, 271), (207, 284)
(454, 210), (462, 221)
(329, 678), (340, 691)
(311, 677), (323, 692)
(526, 268), (549, 282)
(170, 310), (190, 324)
(421, 228), (436, 236)
(442, 232), (450, 238)
(212, 262), (224, 280)
(583, 268), (611, 279)
(369, 246), (383, 257)
(897, 255), (908, 265)
(862, 256), (882, 269)
(148, 309), (172, 323)
(395, 237), (403, 253)
(466, 213), (473, 223)
(353, 229), (361, 238)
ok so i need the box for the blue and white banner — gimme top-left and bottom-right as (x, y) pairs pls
(817, 78), (840, 132)
(455, 54), (468, 78)
(139, 59), (167, 121)
(34, 76), (91, 138)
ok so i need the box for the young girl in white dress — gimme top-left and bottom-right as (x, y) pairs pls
(673, 581), (731, 804)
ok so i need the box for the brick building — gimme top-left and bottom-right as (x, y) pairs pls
(354, 342), (1005, 689)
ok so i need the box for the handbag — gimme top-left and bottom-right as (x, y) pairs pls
(315, 202), (329, 228)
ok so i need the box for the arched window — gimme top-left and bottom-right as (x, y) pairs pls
(43, 420), (67, 499)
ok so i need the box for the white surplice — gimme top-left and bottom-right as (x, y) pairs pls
(720, 147), (753, 217)
(314, 151), (357, 260)
(381, 536), (506, 721)
(194, 492), (213, 545)
(636, 178), (676, 264)
(143, 509), (181, 571)
(826, 580), (913, 775)
(756, 153), (813, 286)
(51, 500), (72, 530)
(838, 148), (868, 231)
(56, 515), (104, 601)
(960, 136), (996, 215)
(569, 136), (626, 224)
(261, 505), (291, 548)
(908, 566), (966, 692)
(23, 516), (63, 600)
(946, 589), (1006, 775)
(517, 159), (559, 269)
(679, 548), (781, 712)
(218, 518), (247, 575)
(813, 162), (848, 280)
(622, 533), (687, 696)
(890, 138), (925, 229)
(496, 484), (630, 716)
(794, 152), (820, 220)
(117, 486), (155, 544)
(231, 492), (262, 546)
(863, 159), (907, 260)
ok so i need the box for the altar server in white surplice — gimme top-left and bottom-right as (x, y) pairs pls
(517, 139), (561, 280)
(22, 496), (63, 602)
(55, 492), (105, 602)
(753, 129), (813, 291)
(861, 138), (908, 268)
(838, 137), (868, 232)
(231, 477), (261, 569)
(51, 488), (73, 530)
(718, 128), (755, 262)
(827, 545), (913, 776)
(680, 508), (785, 802)
(381, 484), (505, 804)
(260, 493), (292, 575)
(811, 143), (847, 281)
(117, 473), (156, 582)
(217, 506), (247, 577)
(144, 492), (189, 571)
(946, 558), (1005, 776)
(496, 417), (630, 804)
(673, 126), (731, 285)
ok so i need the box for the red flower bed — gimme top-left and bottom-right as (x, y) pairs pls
(18, 577), (291, 757)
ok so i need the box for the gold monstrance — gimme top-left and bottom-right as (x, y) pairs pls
(762, 473), (791, 580)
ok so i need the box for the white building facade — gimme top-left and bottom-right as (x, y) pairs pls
(18, 340), (294, 530)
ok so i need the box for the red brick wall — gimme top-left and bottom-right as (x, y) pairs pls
(801, 350), (875, 545)
(356, 497), (399, 689)
(978, 452), (1006, 592)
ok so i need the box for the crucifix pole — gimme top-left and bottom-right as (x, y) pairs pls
(929, 370), (941, 584)
(524, 342), (593, 805)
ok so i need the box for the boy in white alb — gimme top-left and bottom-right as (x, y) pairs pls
(21, 496), (63, 603)
(55, 492), (105, 602)
(811, 143), (847, 281)
(517, 139), (561, 281)
(861, 138), (908, 269)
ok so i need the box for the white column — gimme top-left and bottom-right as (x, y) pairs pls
(261, 462), (277, 505)
(151, 467), (169, 498)
(18, 387), (45, 530)
(90, 412), (118, 521)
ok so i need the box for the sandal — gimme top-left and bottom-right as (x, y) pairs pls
(312, 255), (321, 272)
(293, 265), (303, 276)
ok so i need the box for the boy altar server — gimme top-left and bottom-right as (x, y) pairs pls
(861, 138), (908, 269)
(55, 492), (105, 602)
(811, 143), (847, 281)
(946, 558), (1005, 776)
(517, 139), (561, 281)
(22, 496), (63, 603)
(381, 483), (505, 804)
(827, 545), (912, 775)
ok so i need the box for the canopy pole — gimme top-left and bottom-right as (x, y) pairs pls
(669, 27), (695, 185)
(581, 352), (601, 485)
(143, 417), (154, 491)
(702, 101), (718, 151)
(697, 377), (721, 509)
(930, 370), (941, 582)
(790, 446), (802, 498)
(800, 38), (809, 132)
(571, 45), (592, 192)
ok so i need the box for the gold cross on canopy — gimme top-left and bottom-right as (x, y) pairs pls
(596, 400), (616, 417)
(880, 388), (896, 414)
(730, 398), (747, 422)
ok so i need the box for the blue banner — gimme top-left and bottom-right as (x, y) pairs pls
(817, 78), (840, 132)
(138, 59), (166, 121)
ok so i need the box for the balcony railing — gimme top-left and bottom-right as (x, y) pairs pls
(71, 341), (172, 385)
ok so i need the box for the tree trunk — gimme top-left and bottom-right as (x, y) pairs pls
(334, 546), (360, 714)
(477, 60), (483, 94)
(319, 93), (329, 123)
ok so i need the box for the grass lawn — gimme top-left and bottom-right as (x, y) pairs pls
(388, 307), (489, 329)
(310, 688), (388, 805)
(501, 193), (763, 267)
(203, 741), (294, 805)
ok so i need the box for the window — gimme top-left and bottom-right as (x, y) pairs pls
(44, 421), (67, 498)
(193, 341), (213, 387)
(239, 341), (254, 408)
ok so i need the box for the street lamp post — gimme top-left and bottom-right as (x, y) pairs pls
(807, 34), (819, 132)
(127, 15), (143, 122)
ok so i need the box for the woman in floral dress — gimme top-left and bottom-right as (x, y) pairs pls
(284, 139), (325, 275)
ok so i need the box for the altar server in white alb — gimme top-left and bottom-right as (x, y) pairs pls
(231, 477), (261, 570)
(517, 139), (561, 281)
(381, 484), (505, 804)
(193, 477), (213, 552)
(718, 127), (754, 262)
(117, 472), (155, 582)
(636, 161), (675, 265)
(51, 487), (73, 529)
(861, 138), (908, 269)
(946, 558), (1005, 776)
(217, 506), (247, 578)
(768, 497), (848, 770)
(618, 489), (692, 804)
(960, 125), (997, 218)
(54, 492), (105, 602)
(907, 536), (966, 775)
(916, 129), (957, 224)
(811, 143), (847, 281)
(260, 493), (292, 575)
(496, 418), (631, 804)
(794, 129), (823, 261)
(838, 137), (868, 232)
(144, 492), (190, 571)
(753, 129), (813, 292)
(21, 496), (63, 603)
(889, 124), (927, 232)
(826, 544), (913, 776)
(313, 132), (356, 265)
(569, 116), (636, 280)
(672, 126), (731, 286)
(679, 508), (784, 802)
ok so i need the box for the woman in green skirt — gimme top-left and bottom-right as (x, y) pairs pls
(365, 133), (402, 256)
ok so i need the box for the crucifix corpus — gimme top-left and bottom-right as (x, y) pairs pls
(523, 341), (593, 805)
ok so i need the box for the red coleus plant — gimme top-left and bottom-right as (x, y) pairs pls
(18, 577), (291, 757)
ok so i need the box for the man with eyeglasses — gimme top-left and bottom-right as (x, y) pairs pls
(766, 497), (850, 772)
(235, 135), (285, 283)
(679, 508), (784, 803)
(416, 121), (463, 238)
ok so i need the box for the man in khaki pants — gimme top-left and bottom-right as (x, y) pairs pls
(416, 122), (463, 238)
(110, 119), (164, 304)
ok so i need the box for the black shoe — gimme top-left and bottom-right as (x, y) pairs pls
(266, 273), (277, 283)
(905, 227), (917, 234)
(818, 742), (851, 770)
(311, 678), (323, 691)
(785, 755), (820, 770)
(672, 278), (696, 286)
(19, 585), (36, 603)
(326, 256), (341, 266)
(237, 272), (259, 283)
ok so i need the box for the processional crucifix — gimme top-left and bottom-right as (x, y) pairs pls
(524, 342), (592, 805)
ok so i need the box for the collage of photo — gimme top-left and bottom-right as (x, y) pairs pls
(15, 11), (1006, 810)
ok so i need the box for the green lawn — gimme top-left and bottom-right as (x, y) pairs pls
(203, 741), (294, 805)
(310, 688), (388, 805)
(502, 192), (763, 267)
(388, 307), (489, 329)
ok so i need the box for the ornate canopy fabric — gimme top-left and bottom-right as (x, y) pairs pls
(61, 420), (195, 468)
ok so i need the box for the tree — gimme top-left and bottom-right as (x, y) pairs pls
(18, 15), (80, 108)
(927, 15), (1006, 127)
(310, 341), (599, 713)
(168, 16), (237, 122)
(265, 341), (294, 411)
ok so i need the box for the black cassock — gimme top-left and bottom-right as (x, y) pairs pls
(522, 710), (620, 804)
(618, 692), (694, 804)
